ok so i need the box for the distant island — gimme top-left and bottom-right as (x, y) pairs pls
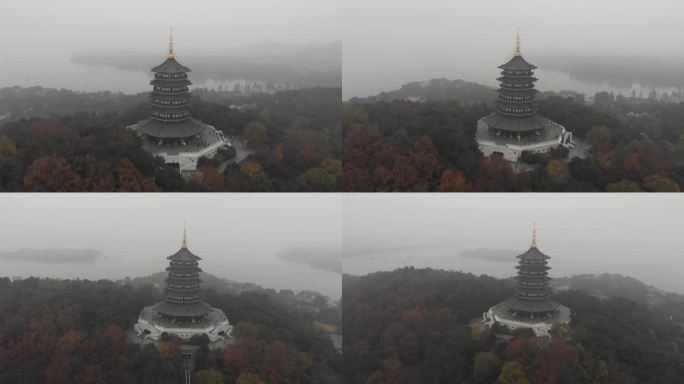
(533, 52), (684, 91)
(71, 41), (342, 89)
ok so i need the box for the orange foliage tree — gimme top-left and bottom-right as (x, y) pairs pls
(438, 169), (468, 192)
(116, 159), (159, 192)
(23, 156), (83, 192)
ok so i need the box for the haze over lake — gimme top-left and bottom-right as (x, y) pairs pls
(343, 194), (684, 295)
(1, 0), (341, 93)
(343, 0), (684, 99)
(0, 195), (342, 299)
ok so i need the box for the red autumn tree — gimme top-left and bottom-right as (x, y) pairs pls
(408, 135), (441, 189)
(343, 126), (383, 191)
(198, 165), (225, 191)
(474, 153), (517, 191)
(23, 156), (83, 192)
(538, 338), (575, 384)
(223, 345), (248, 371)
(506, 338), (527, 360)
(546, 160), (569, 184)
(622, 153), (642, 176)
(84, 160), (115, 192)
(438, 169), (468, 192)
(260, 341), (290, 384)
(116, 159), (159, 192)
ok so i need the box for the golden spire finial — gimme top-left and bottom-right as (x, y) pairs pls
(515, 28), (521, 57)
(181, 222), (187, 249)
(531, 223), (537, 248)
(168, 28), (175, 59)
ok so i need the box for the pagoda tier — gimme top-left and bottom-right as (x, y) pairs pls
(506, 228), (561, 317)
(155, 229), (211, 320)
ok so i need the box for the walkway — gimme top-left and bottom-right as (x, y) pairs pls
(218, 136), (255, 173)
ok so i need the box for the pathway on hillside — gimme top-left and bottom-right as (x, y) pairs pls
(218, 136), (254, 173)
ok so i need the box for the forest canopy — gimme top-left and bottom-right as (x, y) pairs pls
(0, 87), (341, 192)
(343, 80), (684, 192)
(0, 277), (341, 384)
(343, 268), (684, 384)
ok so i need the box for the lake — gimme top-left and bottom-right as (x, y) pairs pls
(343, 241), (684, 295)
(0, 55), (267, 94)
(342, 60), (680, 100)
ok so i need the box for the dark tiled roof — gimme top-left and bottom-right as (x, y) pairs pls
(496, 88), (538, 97)
(502, 296), (561, 314)
(517, 246), (550, 260)
(166, 265), (202, 273)
(498, 55), (537, 71)
(497, 76), (538, 84)
(155, 301), (212, 318)
(481, 112), (554, 133)
(152, 58), (191, 74)
(165, 277), (202, 285)
(167, 247), (202, 262)
(150, 78), (192, 87)
(136, 118), (206, 139)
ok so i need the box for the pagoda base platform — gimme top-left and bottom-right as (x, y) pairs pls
(128, 119), (230, 172)
(483, 300), (571, 337)
(476, 113), (573, 162)
(133, 302), (233, 343)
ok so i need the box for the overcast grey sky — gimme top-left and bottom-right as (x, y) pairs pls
(2, 194), (683, 298)
(343, 194), (684, 294)
(0, 194), (342, 299)
(3, 0), (341, 54)
(0, 0), (341, 92)
(343, 0), (684, 98)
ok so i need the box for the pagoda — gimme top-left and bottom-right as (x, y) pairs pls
(483, 226), (570, 337)
(155, 226), (211, 321)
(128, 30), (229, 172)
(134, 226), (233, 343)
(476, 31), (573, 162)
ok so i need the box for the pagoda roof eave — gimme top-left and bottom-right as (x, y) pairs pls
(498, 55), (537, 71)
(135, 118), (208, 139)
(165, 287), (201, 293)
(497, 76), (538, 83)
(151, 105), (191, 111)
(154, 300), (211, 318)
(150, 92), (191, 99)
(502, 296), (561, 314)
(497, 98), (537, 105)
(516, 275), (551, 281)
(517, 246), (551, 260)
(152, 58), (192, 74)
(480, 112), (558, 133)
(496, 88), (537, 96)
(150, 79), (192, 86)
(167, 247), (202, 261)
(166, 266), (202, 273)
(165, 277), (202, 284)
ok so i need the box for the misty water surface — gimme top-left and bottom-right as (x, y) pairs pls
(343, 0), (684, 99)
(343, 194), (684, 295)
(0, 195), (342, 299)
